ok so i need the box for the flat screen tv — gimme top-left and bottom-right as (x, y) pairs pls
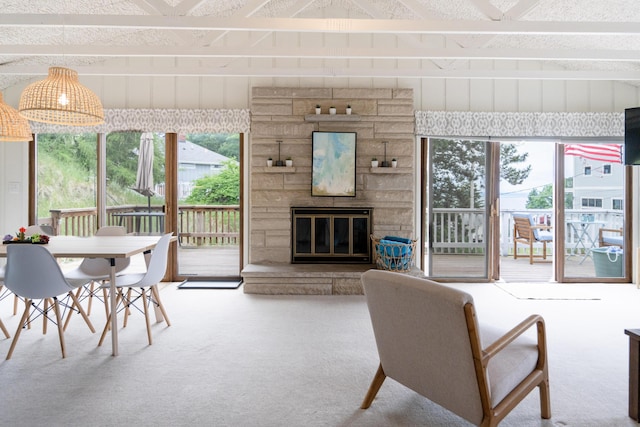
(311, 131), (357, 197)
(625, 107), (640, 165)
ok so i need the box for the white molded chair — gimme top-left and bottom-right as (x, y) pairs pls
(0, 265), (10, 339)
(4, 244), (95, 359)
(360, 270), (550, 427)
(98, 233), (172, 346)
(0, 225), (52, 317)
(64, 226), (131, 328)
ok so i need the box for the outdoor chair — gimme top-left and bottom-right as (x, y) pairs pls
(63, 226), (131, 329)
(360, 270), (551, 427)
(512, 213), (553, 264)
(98, 233), (172, 346)
(4, 244), (95, 359)
(598, 227), (623, 248)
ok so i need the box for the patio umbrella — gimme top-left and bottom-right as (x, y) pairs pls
(133, 132), (155, 213)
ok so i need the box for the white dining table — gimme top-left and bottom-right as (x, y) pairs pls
(0, 234), (168, 356)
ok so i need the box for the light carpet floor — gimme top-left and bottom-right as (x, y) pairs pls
(0, 279), (639, 426)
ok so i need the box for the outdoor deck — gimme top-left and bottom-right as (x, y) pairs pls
(174, 245), (615, 282)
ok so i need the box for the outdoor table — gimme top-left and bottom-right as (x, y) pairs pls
(566, 220), (606, 264)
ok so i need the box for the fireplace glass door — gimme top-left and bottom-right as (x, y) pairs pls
(292, 208), (371, 263)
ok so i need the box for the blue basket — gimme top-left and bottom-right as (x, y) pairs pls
(371, 235), (417, 272)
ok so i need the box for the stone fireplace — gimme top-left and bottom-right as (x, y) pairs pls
(244, 87), (416, 294)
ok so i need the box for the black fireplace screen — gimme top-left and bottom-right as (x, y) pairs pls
(292, 207), (372, 263)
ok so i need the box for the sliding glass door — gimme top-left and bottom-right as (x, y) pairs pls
(424, 138), (497, 280)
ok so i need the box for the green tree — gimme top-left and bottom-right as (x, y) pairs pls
(186, 160), (239, 204)
(526, 184), (553, 209)
(431, 139), (531, 208)
(186, 133), (240, 160)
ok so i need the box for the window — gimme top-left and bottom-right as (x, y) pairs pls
(603, 164), (611, 174)
(584, 166), (592, 176)
(613, 199), (623, 210)
(581, 198), (602, 208)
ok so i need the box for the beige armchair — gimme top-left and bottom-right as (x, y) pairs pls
(360, 270), (551, 427)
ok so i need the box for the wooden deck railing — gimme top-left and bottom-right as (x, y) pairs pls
(45, 205), (240, 246)
(43, 205), (621, 253)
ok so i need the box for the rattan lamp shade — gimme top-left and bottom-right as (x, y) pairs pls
(0, 92), (32, 142)
(18, 66), (104, 126)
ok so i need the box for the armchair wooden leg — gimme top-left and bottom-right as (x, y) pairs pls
(529, 241), (534, 264)
(539, 377), (551, 419)
(361, 364), (387, 409)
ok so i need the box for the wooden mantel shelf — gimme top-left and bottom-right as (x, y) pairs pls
(304, 114), (361, 122)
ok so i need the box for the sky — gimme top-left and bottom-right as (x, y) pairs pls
(499, 141), (563, 210)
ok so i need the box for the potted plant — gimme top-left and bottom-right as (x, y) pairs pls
(329, 106), (337, 115)
(391, 158), (397, 168)
(346, 104), (352, 115)
(267, 157), (273, 167)
(286, 157), (293, 167)
(371, 157), (378, 168)
(315, 104), (321, 114)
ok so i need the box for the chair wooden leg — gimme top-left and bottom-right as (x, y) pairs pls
(52, 298), (66, 358)
(542, 241), (547, 261)
(150, 285), (171, 326)
(13, 294), (18, 315)
(0, 318), (9, 339)
(141, 288), (152, 345)
(68, 291), (95, 333)
(98, 291), (122, 347)
(122, 289), (131, 328)
(62, 288), (82, 332)
(529, 240), (534, 264)
(6, 300), (31, 360)
(87, 282), (95, 316)
(361, 364), (387, 409)
(43, 298), (50, 334)
(102, 287), (110, 327)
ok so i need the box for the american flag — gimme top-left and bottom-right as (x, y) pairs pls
(564, 144), (622, 163)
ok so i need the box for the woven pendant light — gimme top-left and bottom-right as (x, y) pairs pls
(19, 66), (104, 126)
(0, 92), (32, 141)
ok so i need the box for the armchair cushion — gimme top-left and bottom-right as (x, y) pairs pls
(480, 324), (539, 407)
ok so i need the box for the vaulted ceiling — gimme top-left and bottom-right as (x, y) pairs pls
(1, 0), (640, 91)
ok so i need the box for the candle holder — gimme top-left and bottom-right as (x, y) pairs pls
(380, 141), (390, 167)
(275, 140), (285, 166)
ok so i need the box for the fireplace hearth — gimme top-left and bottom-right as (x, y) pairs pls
(291, 207), (372, 263)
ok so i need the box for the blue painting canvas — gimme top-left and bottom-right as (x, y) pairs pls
(312, 131), (357, 197)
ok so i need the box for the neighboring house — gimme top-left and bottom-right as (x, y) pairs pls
(156, 136), (237, 200)
(568, 144), (624, 213)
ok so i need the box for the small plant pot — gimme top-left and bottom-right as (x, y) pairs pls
(391, 160), (397, 168)
(371, 160), (379, 168)
(346, 108), (352, 115)
(329, 107), (337, 115)
(286, 159), (293, 167)
(315, 107), (321, 115)
(267, 159), (273, 167)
